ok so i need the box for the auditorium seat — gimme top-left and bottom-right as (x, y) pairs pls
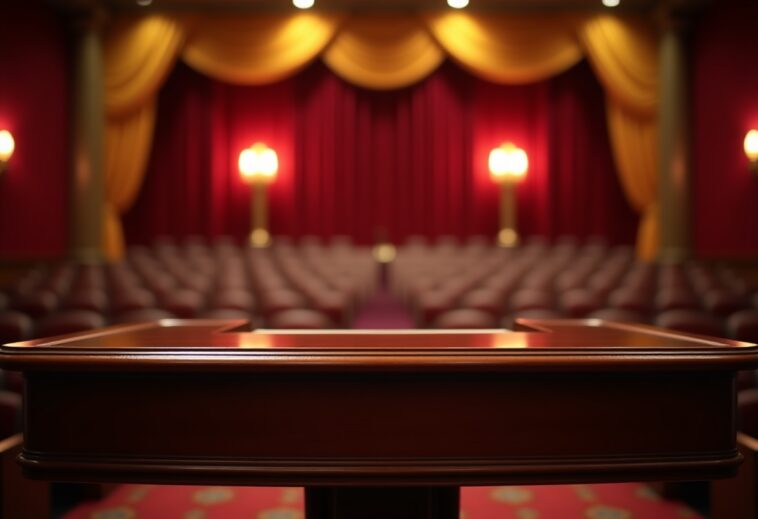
(309, 290), (352, 328)
(654, 309), (724, 338)
(36, 310), (107, 338)
(608, 288), (652, 315)
(12, 290), (59, 318)
(415, 288), (460, 327)
(559, 289), (601, 318)
(201, 309), (254, 322)
(160, 289), (205, 318)
(63, 289), (109, 313)
(588, 308), (648, 324)
(110, 288), (157, 314)
(432, 309), (498, 329)
(509, 289), (554, 313)
(267, 309), (332, 329)
(458, 288), (505, 317)
(655, 288), (700, 312)
(210, 289), (256, 313)
(704, 289), (747, 317)
(113, 308), (175, 324)
(0, 311), (34, 344)
(259, 289), (308, 319)
(727, 310), (758, 343)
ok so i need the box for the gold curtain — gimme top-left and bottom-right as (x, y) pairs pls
(182, 14), (340, 84)
(424, 13), (583, 84)
(606, 102), (658, 260)
(105, 15), (187, 118)
(323, 16), (444, 90)
(103, 15), (186, 260)
(578, 15), (659, 259)
(104, 101), (157, 260)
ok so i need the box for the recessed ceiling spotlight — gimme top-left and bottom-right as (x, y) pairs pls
(602, 0), (620, 6)
(136, 0), (153, 6)
(293, 0), (315, 8)
(448, 0), (469, 8)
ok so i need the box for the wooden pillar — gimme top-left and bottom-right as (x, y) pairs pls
(69, 8), (106, 264)
(657, 4), (695, 264)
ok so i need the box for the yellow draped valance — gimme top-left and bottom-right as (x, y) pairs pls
(183, 14), (341, 85)
(104, 16), (186, 118)
(323, 16), (444, 90)
(103, 12), (660, 260)
(425, 13), (584, 84)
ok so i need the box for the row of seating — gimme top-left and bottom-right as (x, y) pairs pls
(389, 239), (758, 342)
(0, 239), (378, 344)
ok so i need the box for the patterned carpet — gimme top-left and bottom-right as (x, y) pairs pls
(61, 483), (704, 519)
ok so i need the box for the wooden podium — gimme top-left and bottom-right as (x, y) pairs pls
(2, 319), (757, 519)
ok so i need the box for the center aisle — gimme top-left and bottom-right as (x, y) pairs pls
(351, 289), (415, 329)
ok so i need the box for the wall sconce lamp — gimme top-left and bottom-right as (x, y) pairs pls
(489, 142), (528, 247)
(0, 130), (15, 177)
(745, 129), (758, 175)
(239, 142), (278, 248)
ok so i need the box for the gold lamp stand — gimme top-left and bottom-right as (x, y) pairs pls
(489, 142), (528, 248)
(239, 142), (278, 248)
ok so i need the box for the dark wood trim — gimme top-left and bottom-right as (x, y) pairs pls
(4, 319), (755, 517)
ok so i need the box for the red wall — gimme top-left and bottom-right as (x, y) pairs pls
(0, 2), (68, 259)
(692, 0), (758, 259)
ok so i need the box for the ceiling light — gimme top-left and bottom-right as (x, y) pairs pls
(448, 0), (469, 8)
(602, 0), (620, 6)
(293, 0), (315, 8)
(136, 0), (153, 6)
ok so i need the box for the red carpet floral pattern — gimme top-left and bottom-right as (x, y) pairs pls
(63, 483), (703, 519)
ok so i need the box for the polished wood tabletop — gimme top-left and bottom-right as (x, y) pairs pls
(2, 318), (756, 370)
(2, 319), (756, 519)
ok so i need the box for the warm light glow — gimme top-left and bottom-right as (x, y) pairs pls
(0, 130), (15, 163)
(448, 0), (469, 8)
(136, 0), (153, 6)
(491, 333), (529, 349)
(373, 243), (397, 264)
(293, 0), (315, 8)
(239, 143), (278, 184)
(745, 129), (758, 163)
(602, 0), (620, 7)
(489, 142), (528, 183)
(238, 333), (273, 349)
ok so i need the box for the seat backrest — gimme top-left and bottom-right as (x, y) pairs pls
(0, 311), (34, 344)
(433, 309), (497, 329)
(267, 309), (332, 329)
(654, 309), (724, 338)
(36, 310), (106, 338)
(727, 310), (758, 343)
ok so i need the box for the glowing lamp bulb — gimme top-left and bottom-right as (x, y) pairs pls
(239, 143), (278, 184)
(448, 0), (469, 7)
(745, 129), (758, 163)
(0, 130), (15, 162)
(489, 143), (528, 183)
(293, 0), (314, 8)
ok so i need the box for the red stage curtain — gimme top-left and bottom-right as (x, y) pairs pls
(124, 64), (294, 242)
(124, 60), (636, 246)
